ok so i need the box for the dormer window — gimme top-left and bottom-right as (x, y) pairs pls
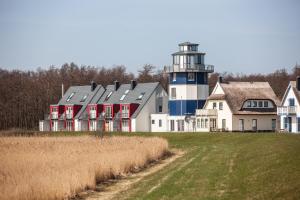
(137, 92), (145, 100)
(66, 92), (75, 102)
(244, 100), (273, 109)
(105, 91), (113, 101)
(80, 94), (88, 102)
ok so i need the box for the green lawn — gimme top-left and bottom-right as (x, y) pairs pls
(113, 132), (300, 200)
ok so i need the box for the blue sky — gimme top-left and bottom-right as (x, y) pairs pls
(0, 0), (299, 74)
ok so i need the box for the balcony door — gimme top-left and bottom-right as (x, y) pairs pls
(252, 119), (257, 132)
(239, 119), (244, 132)
(90, 120), (97, 131)
(51, 120), (58, 131)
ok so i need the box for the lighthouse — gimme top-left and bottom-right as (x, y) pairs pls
(165, 42), (214, 131)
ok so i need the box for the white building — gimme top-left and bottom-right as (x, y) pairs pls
(40, 81), (168, 132)
(195, 78), (280, 132)
(277, 78), (300, 133)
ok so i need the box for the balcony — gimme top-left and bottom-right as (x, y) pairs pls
(121, 112), (129, 118)
(164, 64), (214, 73)
(51, 112), (58, 119)
(66, 112), (73, 119)
(195, 109), (217, 116)
(277, 106), (297, 115)
(90, 111), (97, 119)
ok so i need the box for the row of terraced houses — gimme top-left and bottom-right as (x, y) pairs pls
(39, 42), (300, 133)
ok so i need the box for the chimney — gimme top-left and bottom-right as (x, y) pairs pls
(130, 80), (137, 90)
(114, 80), (120, 91)
(91, 81), (97, 91)
(297, 76), (300, 91)
(61, 83), (64, 98)
(218, 76), (223, 83)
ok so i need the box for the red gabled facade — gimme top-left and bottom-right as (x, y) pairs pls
(64, 104), (82, 131)
(49, 105), (64, 131)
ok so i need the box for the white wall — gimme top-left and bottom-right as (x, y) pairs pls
(135, 85), (168, 132)
(204, 100), (233, 131)
(169, 85), (209, 100)
(232, 115), (278, 131)
(279, 85), (300, 133)
(151, 114), (169, 132)
(39, 120), (50, 131)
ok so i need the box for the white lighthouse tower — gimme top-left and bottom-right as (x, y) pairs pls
(165, 42), (214, 131)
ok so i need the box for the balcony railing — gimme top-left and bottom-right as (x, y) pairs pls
(195, 109), (217, 116)
(66, 112), (73, 119)
(51, 112), (58, 119)
(121, 112), (129, 118)
(164, 64), (214, 73)
(277, 106), (297, 115)
(90, 111), (97, 119)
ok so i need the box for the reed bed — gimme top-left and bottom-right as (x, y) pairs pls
(0, 136), (168, 200)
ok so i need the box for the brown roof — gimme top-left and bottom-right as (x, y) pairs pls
(216, 82), (280, 115)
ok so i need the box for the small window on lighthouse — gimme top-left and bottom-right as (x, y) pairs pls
(188, 73), (195, 81)
(172, 73), (176, 81)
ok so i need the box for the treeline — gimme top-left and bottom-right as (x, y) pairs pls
(0, 63), (299, 130)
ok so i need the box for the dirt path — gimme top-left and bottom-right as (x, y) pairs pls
(74, 149), (184, 200)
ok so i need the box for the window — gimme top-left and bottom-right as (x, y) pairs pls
(80, 94), (88, 102)
(122, 105), (129, 118)
(170, 120), (175, 131)
(152, 120), (155, 124)
(239, 119), (244, 131)
(204, 118), (208, 128)
(159, 119), (162, 127)
(120, 95), (126, 101)
(66, 92), (75, 102)
(247, 101), (251, 107)
(272, 119), (276, 131)
(137, 92), (145, 100)
(222, 119), (226, 130)
(253, 101), (257, 107)
(52, 107), (58, 112)
(197, 119), (200, 128)
(264, 101), (269, 107)
(258, 101), (263, 108)
(213, 102), (217, 109)
(171, 88), (176, 99)
(252, 119), (257, 131)
(172, 73), (176, 81)
(219, 102), (223, 110)
(297, 118), (300, 132)
(188, 73), (195, 81)
(159, 105), (162, 113)
(203, 73), (207, 84)
(105, 91), (113, 101)
(289, 98), (295, 106)
(105, 106), (112, 118)
(201, 118), (204, 128)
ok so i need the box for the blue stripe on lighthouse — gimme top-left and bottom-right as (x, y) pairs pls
(169, 72), (208, 84)
(168, 100), (206, 116)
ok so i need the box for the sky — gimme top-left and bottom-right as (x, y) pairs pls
(0, 0), (299, 74)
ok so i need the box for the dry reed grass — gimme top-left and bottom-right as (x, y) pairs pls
(0, 136), (168, 200)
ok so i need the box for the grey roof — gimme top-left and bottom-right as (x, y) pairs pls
(178, 42), (199, 46)
(172, 51), (206, 56)
(57, 84), (105, 119)
(97, 82), (160, 118)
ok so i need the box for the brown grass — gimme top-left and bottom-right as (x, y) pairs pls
(0, 136), (168, 200)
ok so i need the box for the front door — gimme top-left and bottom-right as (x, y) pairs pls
(239, 119), (244, 132)
(288, 117), (292, 132)
(90, 120), (97, 131)
(252, 119), (257, 131)
(52, 120), (58, 131)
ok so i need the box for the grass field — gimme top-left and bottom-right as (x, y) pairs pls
(1, 132), (300, 200)
(114, 132), (300, 200)
(0, 136), (168, 200)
